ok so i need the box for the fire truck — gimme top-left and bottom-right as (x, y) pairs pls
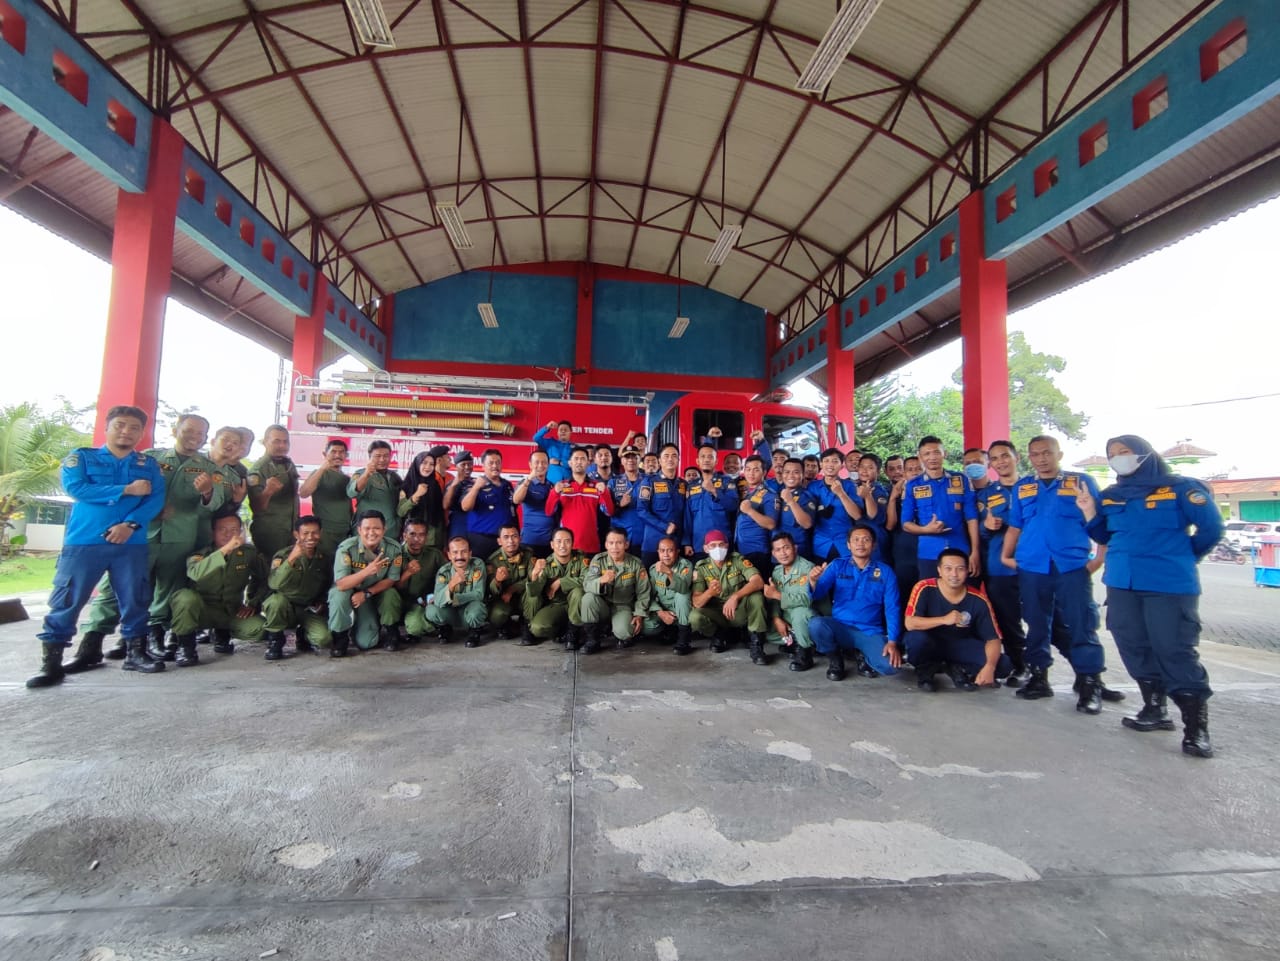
(286, 371), (825, 472)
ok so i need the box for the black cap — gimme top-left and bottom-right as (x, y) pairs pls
(427, 445), (450, 458)
(454, 450), (473, 465)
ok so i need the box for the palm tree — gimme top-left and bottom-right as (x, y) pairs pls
(0, 403), (90, 554)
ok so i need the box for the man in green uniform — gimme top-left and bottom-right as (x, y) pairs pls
(247, 424), (300, 561)
(487, 523), (533, 643)
(387, 517), (444, 644)
(299, 437), (353, 559)
(581, 527), (652, 654)
(328, 509), (403, 655)
(348, 440), (403, 539)
(691, 528), (770, 664)
(169, 514), (267, 664)
(424, 535), (488, 646)
(644, 535), (696, 655)
(87, 413), (224, 661)
(261, 515), (333, 657)
(764, 531), (820, 672)
(523, 527), (588, 649)
(209, 425), (249, 523)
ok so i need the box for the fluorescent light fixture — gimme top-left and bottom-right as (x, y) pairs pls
(795, 0), (886, 94)
(344, 0), (396, 48)
(705, 224), (742, 265)
(668, 316), (690, 339)
(435, 202), (473, 249)
(478, 303), (499, 328)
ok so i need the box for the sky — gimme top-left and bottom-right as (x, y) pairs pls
(1, 195), (1278, 474)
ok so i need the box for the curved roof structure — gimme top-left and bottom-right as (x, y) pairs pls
(3, 0), (1277, 378)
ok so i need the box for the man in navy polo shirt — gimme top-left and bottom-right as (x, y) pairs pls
(459, 448), (517, 559)
(1000, 435), (1109, 714)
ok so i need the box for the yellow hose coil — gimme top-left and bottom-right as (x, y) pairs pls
(310, 392), (515, 416)
(307, 410), (516, 436)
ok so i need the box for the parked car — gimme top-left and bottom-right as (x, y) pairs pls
(1224, 522), (1280, 549)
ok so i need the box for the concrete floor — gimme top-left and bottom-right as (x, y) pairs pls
(1, 613), (1278, 961)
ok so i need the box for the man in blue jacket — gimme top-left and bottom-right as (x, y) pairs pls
(28, 405), (167, 687)
(808, 524), (902, 682)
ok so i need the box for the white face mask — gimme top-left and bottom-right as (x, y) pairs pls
(708, 546), (729, 563)
(1109, 453), (1148, 476)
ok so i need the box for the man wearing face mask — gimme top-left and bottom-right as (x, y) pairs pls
(1000, 435), (1110, 713)
(1080, 435), (1222, 758)
(348, 440), (404, 539)
(690, 530), (770, 664)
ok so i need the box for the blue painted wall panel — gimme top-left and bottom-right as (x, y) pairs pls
(392, 272), (578, 366)
(592, 280), (765, 377)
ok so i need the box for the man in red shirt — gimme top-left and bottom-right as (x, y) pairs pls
(546, 446), (614, 555)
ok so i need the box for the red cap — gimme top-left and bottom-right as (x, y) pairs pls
(703, 529), (728, 546)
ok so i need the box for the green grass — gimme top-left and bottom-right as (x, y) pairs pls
(0, 554), (59, 596)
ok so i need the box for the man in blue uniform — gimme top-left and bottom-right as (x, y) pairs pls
(533, 420), (574, 484)
(776, 458), (817, 560)
(854, 453), (890, 550)
(808, 447), (864, 561)
(607, 445), (647, 555)
(1000, 435), (1110, 713)
(976, 440), (1028, 683)
(685, 443), (739, 554)
(514, 450), (557, 558)
(734, 454), (780, 575)
(28, 405), (167, 687)
(636, 443), (687, 567)
(459, 448), (518, 559)
(808, 524), (901, 682)
(900, 436), (980, 580)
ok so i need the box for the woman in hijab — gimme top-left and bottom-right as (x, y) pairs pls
(1076, 434), (1223, 757)
(399, 450), (445, 548)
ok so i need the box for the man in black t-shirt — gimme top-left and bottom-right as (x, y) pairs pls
(903, 547), (1012, 692)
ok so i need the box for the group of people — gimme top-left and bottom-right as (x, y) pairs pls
(28, 408), (1222, 758)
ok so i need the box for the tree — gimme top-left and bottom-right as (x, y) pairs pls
(853, 376), (899, 448)
(0, 403), (91, 554)
(857, 385), (965, 466)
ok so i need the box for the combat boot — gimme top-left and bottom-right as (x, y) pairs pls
(1074, 673), (1126, 702)
(1123, 679), (1177, 732)
(1075, 673), (1103, 715)
(174, 634), (200, 667)
(916, 662), (941, 692)
(330, 630), (351, 658)
(146, 625), (170, 662)
(561, 625), (580, 652)
(580, 622), (603, 655)
(673, 625), (693, 656)
(788, 645), (814, 672)
(436, 624), (454, 645)
(212, 629), (235, 654)
(294, 628), (315, 654)
(709, 632), (728, 653)
(380, 625), (401, 652)
(122, 635), (164, 673)
(26, 643), (66, 689)
(1015, 666), (1053, 699)
(264, 631), (287, 661)
(104, 634), (127, 660)
(496, 621), (517, 641)
(947, 663), (978, 692)
(1171, 692), (1213, 758)
(853, 650), (880, 678)
(63, 631), (106, 674)
(826, 649), (846, 681)
(465, 626), (485, 649)
(519, 622), (537, 646)
(748, 632), (769, 666)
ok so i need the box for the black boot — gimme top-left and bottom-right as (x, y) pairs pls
(146, 625), (171, 662)
(562, 625), (581, 652)
(380, 625), (401, 652)
(673, 625), (693, 656)
(1074, 673), (1126, 702)
(437, 624), (453, 645)
(788, 645), (814, 672)
(122, 635), (164, 673)
(496, 621), (517, 641)
(947, 663), (978, 692)
(1171, 692), (1213, 758)
(104, 634), (127, 660)
(916, 662), (941, 692)
(709, 632), (728, 653)
(826, 649), (846, 681)
(212, 628), (235, 654)
(195, 629), (212, 645)
(264, 631), (287, 661)
(580, 623), (602, 655)
(63, 631), (106, 674)
(748, 632), (770, 666)
(853, 650), (880, 678)
(519, 623), (537, 646)
(1015, 666), (1053, 699)
(464, 626), (485, 649)
(174, 634), (200, 667)
(330, 630), (350, 658)
(26, 643), (66, 688)
(1075, 673), (1103, 715)
(1123, 679), (1177, 732)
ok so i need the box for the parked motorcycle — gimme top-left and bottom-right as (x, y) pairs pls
(1210, 541), (1248, 564)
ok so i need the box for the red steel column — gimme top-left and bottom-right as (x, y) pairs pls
(292, 274), (329, 381)
(825, 304), (854, 449)
(94, 119), (185, 445)
(573, 262), (595, 395)
(959, 192), (1010, 448)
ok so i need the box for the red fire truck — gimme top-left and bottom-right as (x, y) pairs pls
(286, 371), (824, 472)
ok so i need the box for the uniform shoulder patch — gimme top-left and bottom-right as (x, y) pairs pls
(1186, 490), (1208, 505)
(64, 453), (80, 467)
(272, 558), (284, 569)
